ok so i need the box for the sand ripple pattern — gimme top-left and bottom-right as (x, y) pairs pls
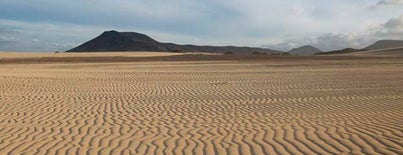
(0, 60), (402, 155)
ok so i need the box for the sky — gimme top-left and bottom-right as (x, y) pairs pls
(0, 0), (402, 52)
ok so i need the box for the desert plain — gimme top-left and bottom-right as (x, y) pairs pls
(0, 52), (402, 155)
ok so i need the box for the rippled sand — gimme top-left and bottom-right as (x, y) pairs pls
(0, 53), (402, 155)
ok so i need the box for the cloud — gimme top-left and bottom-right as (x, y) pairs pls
(266, 15), (403, 52)
(0, 19), (246, 51)
(0, 29), (19, 44)
(0, 0), (241, 37)
(314, 33), (374, 51)
(0, 1), (402, 52)
(369, 0), (403, 9)
(376, 0), (403, 6)
(377, 15), (403, 37)
(0, 20), (107, 51)
(266, 33), (374, 52)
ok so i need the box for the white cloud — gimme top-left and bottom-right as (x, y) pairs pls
(369, 0), (403, 9)
(266, 33), (374, 52)
(0, 19), (108, 51)
(266, 15), (403, 52)
(377, 0), (403, 6)
(377, 15), (403, 37)
(0, 0), (402, 52)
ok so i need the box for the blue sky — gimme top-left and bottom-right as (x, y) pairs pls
(0, 0), (402, 52)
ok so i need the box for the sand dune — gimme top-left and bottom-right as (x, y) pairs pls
(0, 54), (402, 155)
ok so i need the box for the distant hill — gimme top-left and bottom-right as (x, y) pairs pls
(343, 47), (403, 56)
(315, 48), (364, 55)
(365, 40), (403, 50)
(316, 40), (403, 56)
(288, 45), (322, 56)
(67, 30), (282, 54)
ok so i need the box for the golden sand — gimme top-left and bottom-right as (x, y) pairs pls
(0, 53), (402, 155)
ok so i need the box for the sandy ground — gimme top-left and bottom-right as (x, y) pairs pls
(347, 47), (403, 57)
(0, 53), (402, 155)
(0, 51), (186, 59)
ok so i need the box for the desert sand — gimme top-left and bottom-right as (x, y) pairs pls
(0, 52), (402, 155)
(345, 47), (403, 57)
(0, 51), (185, 59)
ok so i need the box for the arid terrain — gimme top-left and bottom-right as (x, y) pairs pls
(0, 52), (402, 155)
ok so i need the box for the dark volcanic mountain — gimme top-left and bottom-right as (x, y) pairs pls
(67, 31), (165, 52)
(288, 45), (322, 56)
(67, 30), (281, 54)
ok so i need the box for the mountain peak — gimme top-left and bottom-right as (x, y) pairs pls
(99, 30), (121, 36)
(99, 30), (157, 43)
(103, 30), (119, 33)
(67, 30), (163, 52)
(300, 45), (315, 48)
(67, 30), (282, 54)
(288, 45), (322, 56)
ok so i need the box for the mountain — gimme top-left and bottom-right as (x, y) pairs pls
(288, 45), (322, 56)
(364, 40), (403, 50)
(315, 40), (403, 56)
(67, 31), (166, 52)
(67, 30), (282, 54)
(315, 48), (364, 55)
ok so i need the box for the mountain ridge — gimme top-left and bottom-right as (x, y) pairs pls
(364, 40), (403, 50)
(288, 45), (323, 56)
(315, 40), (403, 56)
(67, 30), (282, 54)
